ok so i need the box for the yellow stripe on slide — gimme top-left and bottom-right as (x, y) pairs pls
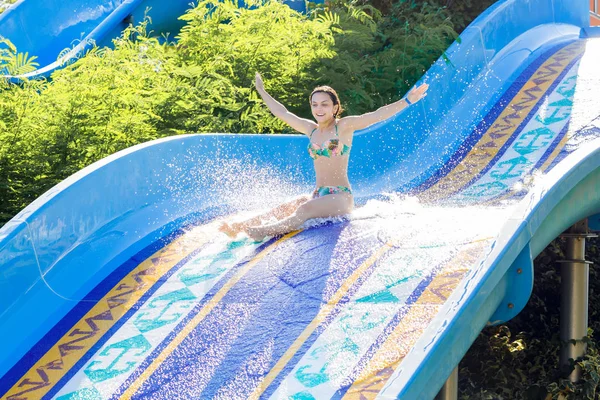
(2, 228), (212, 400)
(248, 242), (394, 400)
(342, 239), (490, 399)
(120, 230), (301, 399)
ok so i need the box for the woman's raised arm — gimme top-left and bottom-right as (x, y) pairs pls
(340, 84), (429, 132)
(255, 72), (316, 135)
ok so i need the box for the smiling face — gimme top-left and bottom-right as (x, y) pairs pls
(311, 92), (339, 123)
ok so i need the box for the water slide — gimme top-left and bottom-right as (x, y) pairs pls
(0, 0), (196, 80)
(1, 0), (600, 398)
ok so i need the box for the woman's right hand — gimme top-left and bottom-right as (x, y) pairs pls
(406, 83), (429, 104)
(255, 72), (265, 92)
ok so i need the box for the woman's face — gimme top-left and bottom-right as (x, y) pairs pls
(311, 92), (338, 123)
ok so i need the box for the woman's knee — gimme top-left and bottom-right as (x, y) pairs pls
(295, 195), (311, 207)
(273, 196), (308, 218)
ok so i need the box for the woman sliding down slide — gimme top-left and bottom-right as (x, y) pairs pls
(219, 72), (428, 241)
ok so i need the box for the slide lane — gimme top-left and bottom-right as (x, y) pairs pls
(0, 208), (503, 400)
(415, 40), (585, 203)
(376, 38), (600, 398)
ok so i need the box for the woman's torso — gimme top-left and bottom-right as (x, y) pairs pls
(307, 120), (354, 188)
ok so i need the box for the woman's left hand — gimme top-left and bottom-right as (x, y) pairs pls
(407, 83), (429, 104)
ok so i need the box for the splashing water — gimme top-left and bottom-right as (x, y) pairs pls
(221, 191), (514, 248)
(165, 149), (308, 217)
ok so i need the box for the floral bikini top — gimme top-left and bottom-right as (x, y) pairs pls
(307, 123), (351, 160)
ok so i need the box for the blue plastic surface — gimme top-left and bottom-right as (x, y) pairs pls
(0, 0), (599, 398)
(0, 0), (194, 80)
(581, 26), (600, 37)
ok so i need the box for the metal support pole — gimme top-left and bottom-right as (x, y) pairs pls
(435, 366), (458, 400)
(558, 219), (596, 382)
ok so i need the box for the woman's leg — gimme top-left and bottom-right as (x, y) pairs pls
(245, 193), (354, 241)
(219, 195), (311, 237)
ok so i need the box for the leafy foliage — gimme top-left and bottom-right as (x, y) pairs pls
(362, 0), (497, 34)
(0, 38), (39, 75)
(171, 0), (338, 134)
(0, 23), (177, 221)
(433, 0), (497, 33)
(310, 0), (456, 114)
(0, 78), (47, 222)
(460, 238), (600, 399)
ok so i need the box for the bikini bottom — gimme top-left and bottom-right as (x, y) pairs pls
(311, 185), (352, 199)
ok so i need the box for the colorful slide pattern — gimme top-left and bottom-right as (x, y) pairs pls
(417, 41), (585, 203)
(2, 0), (600, 399)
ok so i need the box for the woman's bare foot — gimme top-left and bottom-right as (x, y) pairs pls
(245, 226), (267, 242)
(219, 221), (240, 238)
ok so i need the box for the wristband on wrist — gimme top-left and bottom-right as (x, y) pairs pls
(404, 97), (413, 106)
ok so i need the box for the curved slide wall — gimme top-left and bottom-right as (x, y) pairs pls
(0, 0), (194, 80)
(1, 0), (599, 398)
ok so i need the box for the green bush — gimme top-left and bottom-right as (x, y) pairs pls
(169, 0), (338, 134)
(0, 22), (179, 222)
(433, 0), (497, 33)
(312, 0), (456, 113)
(460, 238), (600, 399)
(0, 78), (47, 222)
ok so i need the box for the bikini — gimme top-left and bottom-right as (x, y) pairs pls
(308, 123), (352, 199)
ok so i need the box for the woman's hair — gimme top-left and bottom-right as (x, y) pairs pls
(310, 86), (344, 117)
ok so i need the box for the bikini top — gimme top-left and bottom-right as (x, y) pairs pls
(307, 123), (351, 160)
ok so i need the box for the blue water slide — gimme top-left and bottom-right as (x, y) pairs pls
(1, 0), (600, 398)
(0, 0), (195, 80)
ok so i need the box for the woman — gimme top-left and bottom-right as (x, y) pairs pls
(219, 72), (428, 241)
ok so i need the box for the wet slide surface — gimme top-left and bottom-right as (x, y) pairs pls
(2, 37), (599, 399)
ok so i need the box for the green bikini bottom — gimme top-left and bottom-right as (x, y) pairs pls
(311, 185), (352, 199)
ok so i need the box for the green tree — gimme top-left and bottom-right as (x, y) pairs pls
(310, 0), (456, 114)
(170, 0), (338, 134)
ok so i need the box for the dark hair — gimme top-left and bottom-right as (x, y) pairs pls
(310, 86), (344, 117)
